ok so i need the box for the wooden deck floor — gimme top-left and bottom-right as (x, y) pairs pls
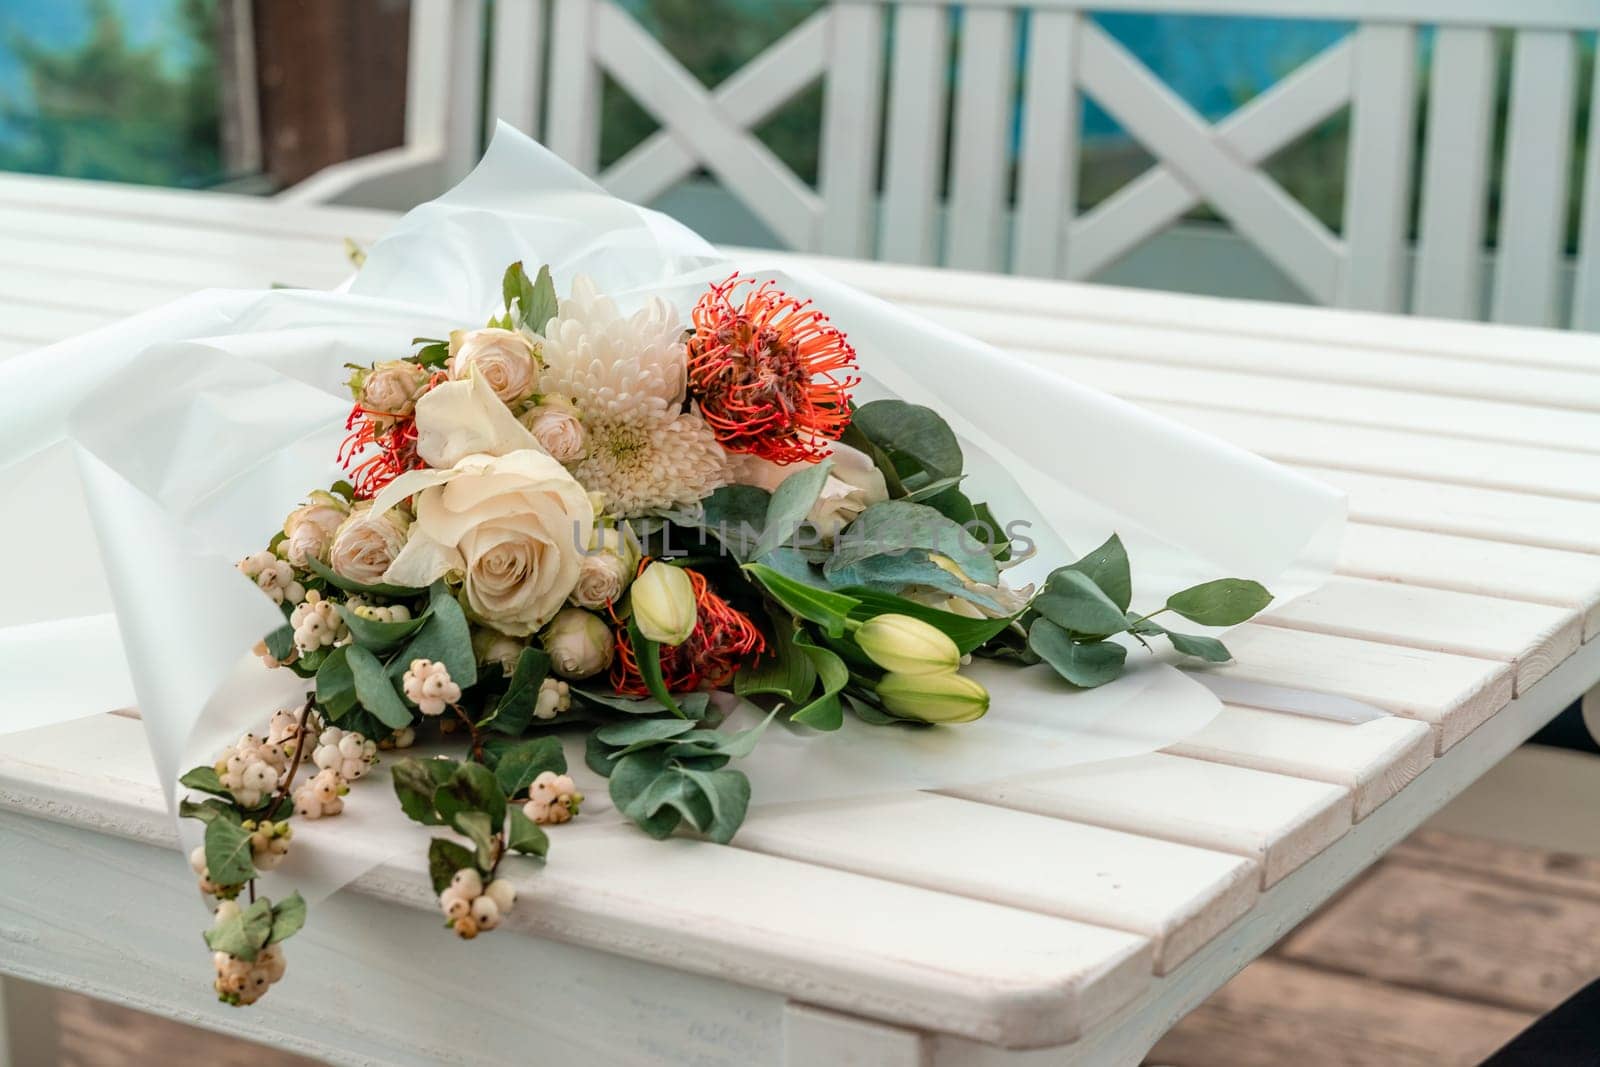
(11, 827), (1598, 1066)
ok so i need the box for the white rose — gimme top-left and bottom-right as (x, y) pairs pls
(731, 440), (888, 542)
(328, 502), (411, 586)
(472, 627), (527, 675)
(448, 328), (539, 406)
(413, 372), (541, 469)
(541, 607), (614, 679)
(519, 400), (587, 463)
(281, 490), (350, 567)
(570, 527), (638, 609)
(374, 450), (595, 636)
(356, 360), (430, 422)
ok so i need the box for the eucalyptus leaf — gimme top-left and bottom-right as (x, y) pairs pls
(1163, 629), (1233, 663)
(315, 645), (357, 719)
(754, 460), (833, 559)
(593, 718), (699, 748)
(1063, 534), (1132, 613)
(853, 399), (963, 480)
(305, 555), (426, 599)
(1027, 619), (1127, 688)
(346, 644), (414, 729)
(395, 582), (478, 689)
(480, 646), (551, 735)
(676, 767), (751, 844)
(1033, 569), (1131, 638)
(572, 687), (710, 720)
(336, 604), (428, 652)
(825, 500), (999, 586)
(1166, 578), (1274, 627)
(692, 484), (770, 562)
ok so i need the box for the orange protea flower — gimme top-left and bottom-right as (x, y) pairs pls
(338, 369), (447, 497)
(686, 274), (859, 464)
(612, 564), (766, 695)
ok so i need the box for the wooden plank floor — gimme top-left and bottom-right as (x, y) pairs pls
(17, 826), (1595, 1066)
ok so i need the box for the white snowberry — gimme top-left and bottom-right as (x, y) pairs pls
(214, 733), (289, 810)
(523, 771), (582, 825)
(354, 603), (412, 624)
(402, 658), (460, 716)
(484, 878), (516, 913)
(450, 867), (483, 899)
(292, 768), (345, 819)
(213, 943), (287, 1007)
(289, 590), (346, 654)
(245, 820), (292, 871)
(533, 677), (570, 721)
(312, 726), (376, 781)
(237, 550), (305, 606)
(470, 895), (501, 930)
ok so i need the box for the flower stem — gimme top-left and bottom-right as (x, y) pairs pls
(266, 695), (315, 822)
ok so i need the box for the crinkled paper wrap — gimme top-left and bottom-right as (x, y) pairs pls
(0, 126), (1345, 900)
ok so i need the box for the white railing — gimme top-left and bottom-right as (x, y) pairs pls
(283, 0), (1600, 330)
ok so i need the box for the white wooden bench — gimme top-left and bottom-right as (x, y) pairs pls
(3, 175), (1600, 1064)
(283, 0), (1600, 328)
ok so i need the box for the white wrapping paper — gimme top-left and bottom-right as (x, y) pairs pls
(0, 126), (1344, 900)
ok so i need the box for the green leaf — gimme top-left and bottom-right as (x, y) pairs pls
(203, 897), (273, 961)
(506, 806), (550, 857)
(662, 709), (776, 761)
(336, 604), (428, 652)
(453, 810), (499, 870)
(840, 588), (1014, 654)
(493, 736), (567, 798)
(396, 582), (479, 689)
(391, 756), (450, 825)
(1166, 578), (1274, 627)
(754, 460), (834, 559)
(428, 838), (478, 894)
(267, 892), (306, 945)
(824, 500), (999, 586)
(315, 645), (357, 719)
(528, 264), (560, 335)
(179, 765), (231, 799)
(1033, 569), (1131, 638)
(1163, 629), (1234, 663)
(743, 562), (860, 638)
(832, 551), (1009, 615)
(179, 797), (239, 826)
(434, 760), (507, 834)
(735, 616), (818, 702)
(479, 647), (551, 735)
(305, 555), (427, 599)
(571, 687), (711, 720)
(629, 765), (713, 839)
(627, 617), (687, 719)
(790, 631), (847, 730)
(263, 623), (295, 664)
(1028, 619), (1128, 688)
(594, 718), (699, 748)
(608, 749), (683, 839)
(853, 399), (963, 480)
(502, 261), (536, 327)
(1064, 534), (1132, 613)
(677, 767), (751, 844)
(347, 644), (415, 729)
(690, 484), (770, 562)
(415, 341), (450, 368)
(204, 817), (257, 886)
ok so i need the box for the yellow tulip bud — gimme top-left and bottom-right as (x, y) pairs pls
(854, 613), (961, 675)
(875, 670), (989, 724)
(630, 561), (697, 645)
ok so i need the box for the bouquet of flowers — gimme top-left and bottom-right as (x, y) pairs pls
(0, 128), (1344, 1007)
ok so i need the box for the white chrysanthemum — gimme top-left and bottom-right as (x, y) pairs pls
(575, 412), (728, 516)
(539, 275), (686, 426)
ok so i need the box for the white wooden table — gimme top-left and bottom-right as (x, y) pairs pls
(3, 174), (1600, 1066)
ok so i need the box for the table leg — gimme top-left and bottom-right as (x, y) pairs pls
(0, 976), (61, 1067)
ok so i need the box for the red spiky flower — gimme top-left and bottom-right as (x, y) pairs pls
(338, 369), (447, 498)
(612, 563), (766, 695)
(686, 274), (859, 464)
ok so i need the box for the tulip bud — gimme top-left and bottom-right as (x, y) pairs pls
(630, 561), (697, 646)
(854, 613), (960, 675)
(875, 670), (990, 724)
(541, 607), (615, 679)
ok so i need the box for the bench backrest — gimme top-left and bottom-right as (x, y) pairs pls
(414, 0), (1600, 329)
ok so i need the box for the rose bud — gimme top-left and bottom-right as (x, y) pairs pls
(570, 526), (639, 610)
(875, 670), (990, 724)
(629, 561), (697, 646)
(447, 327), (539, 406)
(853, 614), (960, 676)
(541, 607), (614, 679)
